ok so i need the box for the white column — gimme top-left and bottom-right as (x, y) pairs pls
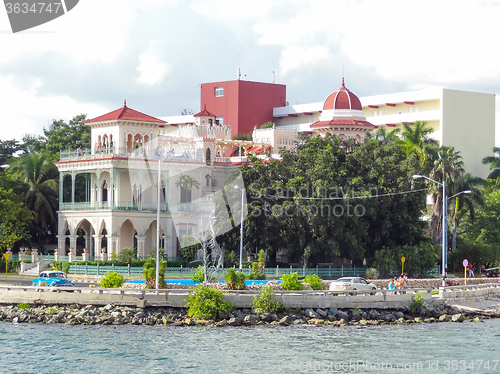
(135, 235), (147, 258)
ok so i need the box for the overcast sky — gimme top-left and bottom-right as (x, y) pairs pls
(1, 0), (499, 145)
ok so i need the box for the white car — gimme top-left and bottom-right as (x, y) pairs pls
(329, 277), (377, 293)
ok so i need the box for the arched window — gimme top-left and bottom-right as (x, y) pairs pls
(205, 148), (211, 166)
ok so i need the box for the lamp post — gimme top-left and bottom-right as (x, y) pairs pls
(413, 175), (472, 287)
(234, 185), (245, 272)
(413, 174), (447, 287)
(156, 153), (169, 292)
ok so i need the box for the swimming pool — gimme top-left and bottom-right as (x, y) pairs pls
(126, 280), (281, 286)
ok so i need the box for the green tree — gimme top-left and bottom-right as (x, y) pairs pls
(426, 146), (465, 246)
(40, 114), (90, 160)
(143, 258), (167, 289)
(0, 140), (22, 166)
(365, 127), (401, 146)
(7, 152), (59, 247)
(482, 147), (500, 180)
(0, 187), (32, 250)
(117, 247), (137, 266)
(398, 121), (437, 164)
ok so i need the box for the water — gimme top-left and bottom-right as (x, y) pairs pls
(1, 319), (500, 373)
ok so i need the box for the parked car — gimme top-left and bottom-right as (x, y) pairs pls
(329, 277), (377, 293)
(32, 271), (75, 288)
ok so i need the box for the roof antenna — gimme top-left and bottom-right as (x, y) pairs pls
(342, 61), (345, 85)
(124, 99), (127, 107)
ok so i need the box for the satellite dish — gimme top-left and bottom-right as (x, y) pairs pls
(181, 108), (194, 115)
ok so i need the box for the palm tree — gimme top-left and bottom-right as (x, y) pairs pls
(449, 173), (485, 251)
(7, 152), (59, 246)
(427, 146), (465, 245)
(365, 127), (401, 146)
(398, 121), (438, 164)
(482, 147), (500, 180)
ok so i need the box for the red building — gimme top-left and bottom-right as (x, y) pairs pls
(200, 79), (286, 137)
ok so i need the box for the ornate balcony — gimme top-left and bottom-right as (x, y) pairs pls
(177, 203), (197, 212)
(59, 201), (169, 212)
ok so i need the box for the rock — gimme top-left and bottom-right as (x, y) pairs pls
(472, 317), (482, 323)
(12, 317), (18, 323)
(233, 310), (244, 319)
(293, 319), (304, 324)
(368, 310), (380, 320)
(228, 317), (243, 326)
(104, 304), (113, 311)
(448, 306), (460, 315)
(384, 314), (396, 323)
(278, 315), (294, 326)
(452, 314), (464, 322)
(396, 318), (405, 324)
(327, 315), (337, 322)
(336, 311), (349, 321)
(270, 313), (278, 322)
(337, 318), (346, 325)
(260, 313), (273, 323)
(308, 318), (324, 325)
(359, 319), (368, 326)
(414, 317), (422, 323)
(315, 309), (327, 318)
(135, 311), (144, 319)
(351, 314), (362, 322)
(328, 308), (338, 316)
(395, 311), (404, 319)
(215, 319), (227, 327)
(111, 312), (121, 318)
(244, 315), (257, 326)
(438, 314), (448, 322)
(305, 308), (320, 319)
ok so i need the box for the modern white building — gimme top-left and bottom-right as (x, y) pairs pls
(274, 84), (495, 178)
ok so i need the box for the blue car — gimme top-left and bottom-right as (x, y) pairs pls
(32, 271), (75, 287)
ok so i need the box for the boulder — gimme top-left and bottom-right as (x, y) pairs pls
(228, 317), (243, 326)
(452, 314), (464, 323)
(305, 309), (319, 319)
(244, 315), (257, 326)
(336, 311), (349, 321)
(328, 308), (338, 316)
(315, 309), (327, 318)
(278, 315), (294, 326)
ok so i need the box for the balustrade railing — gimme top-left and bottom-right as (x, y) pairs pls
(59, 201), (169, 212)
(59, 147), (202, 162)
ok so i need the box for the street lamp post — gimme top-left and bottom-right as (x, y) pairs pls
(156, 153), (169, 292)
(413, 174), (447, 287)
(234, 186), (245, 272)
(413, 175), (471, 287)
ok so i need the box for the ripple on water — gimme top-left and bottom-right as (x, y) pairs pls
(1, 320), (500, 373)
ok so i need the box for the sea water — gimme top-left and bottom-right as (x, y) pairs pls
(1, 319), (500, 373)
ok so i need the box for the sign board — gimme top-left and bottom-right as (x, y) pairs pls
(401, 256), (405, 263)
(2, 253), (10, 261)
(463, 259), (468, 267)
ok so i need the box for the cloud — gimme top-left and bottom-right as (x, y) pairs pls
(136, 54), (171, 86)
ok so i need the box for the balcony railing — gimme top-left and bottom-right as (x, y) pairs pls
(59, 201), (169, 212)
(177, 203), (197, 212)
(59, 147), (202, 163)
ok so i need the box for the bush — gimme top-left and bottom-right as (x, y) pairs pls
(281, 272), (304, 290)
(192, 266), (205, 282)
(98, 271), (125, 288)
(303, 274), (324, 290)
(143, 259), (167, 289)
(62, 262), (70, 274)
(184, 286), (233, 320)
(247, 271), (266, 280)
(251, 285), (282, 314)
(365, 268), (380, 279)
(225, 268), (246, 290)
(52, 260), (62, 271)
(410, 292), (424, 313)
(17, 303), (30, 311)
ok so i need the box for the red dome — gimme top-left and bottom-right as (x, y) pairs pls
(323, 79), (362, 111)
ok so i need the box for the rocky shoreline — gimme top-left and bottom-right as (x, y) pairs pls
(1, 300), (498, 327)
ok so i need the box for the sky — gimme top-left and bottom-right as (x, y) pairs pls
(1, 0), (500, 145)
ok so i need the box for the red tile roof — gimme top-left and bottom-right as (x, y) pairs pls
(84, 101), (166, 124)
(194, 105), (216, 118)
(323, 79), (363, 111)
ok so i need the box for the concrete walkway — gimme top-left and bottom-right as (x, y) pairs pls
(449, 295), (500, 316)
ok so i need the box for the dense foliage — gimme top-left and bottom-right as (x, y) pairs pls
(185, 286), (233, 320)
(251, 285), (282, 314)
(98, 271), (125, 288)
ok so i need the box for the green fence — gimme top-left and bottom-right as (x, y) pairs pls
(69, 264), (144, 276)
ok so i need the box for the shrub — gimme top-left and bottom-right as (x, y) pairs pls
(98, 271), (125, 288)
(225, 268), (246, 290)
(251, 285), (282, 314)
(143, 259), (167, 289)
(17, 303), (30, 311)
(192, 266), (205, 282)
(184, 286), (233, 320)
(410, 292), (424, 313)
(281, 272), (304, 290)
(52, 260), (62, 271)
(247, 272), (266, 280)
(365, 268), (380, 279)
(303, 274), (324, 290)
(62, 262), (70, 274)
